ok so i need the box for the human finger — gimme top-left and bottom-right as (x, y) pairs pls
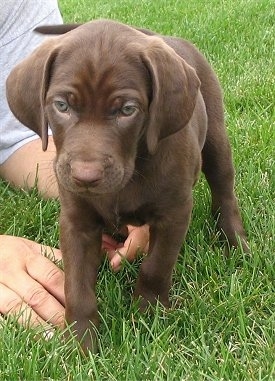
(2, 269), (64, 327)
(22, 238), (62, 262)
(0, 283), (53, 330)
(25, 252), (65, 307)
(110, 225), (149, 271)
(102, 234), (120, 251)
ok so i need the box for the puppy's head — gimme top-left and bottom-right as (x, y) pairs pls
(6, 20), (200, 195)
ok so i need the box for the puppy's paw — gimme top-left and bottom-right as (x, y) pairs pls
(63, 319), (99, 355)
(135, 293), (171, 313)
(134, 277), (171, 312)
(79, 327), (98, 355)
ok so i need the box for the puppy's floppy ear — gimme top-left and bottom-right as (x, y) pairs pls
(6, 39), (59, 151)
(141, 38), (201, 154)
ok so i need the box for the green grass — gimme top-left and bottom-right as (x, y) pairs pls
(0, 0), (274, 379)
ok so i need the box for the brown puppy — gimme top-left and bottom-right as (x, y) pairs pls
(6, 19), (248, 352)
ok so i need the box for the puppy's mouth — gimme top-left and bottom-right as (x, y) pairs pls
(55, 157), (134, 195)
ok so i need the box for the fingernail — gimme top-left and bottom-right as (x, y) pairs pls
(110, 258), (120, 272)
(42, 329), (55, 341)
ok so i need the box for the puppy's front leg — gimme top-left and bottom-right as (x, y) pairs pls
(134, 198), (193, 310)
(60, 205), (102, 353)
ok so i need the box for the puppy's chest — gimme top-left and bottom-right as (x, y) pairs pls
(91, 155), (183, 231)
(116, 201), (155, 227)
(97, 193), (155, 230)
(90, 180), (157, 231)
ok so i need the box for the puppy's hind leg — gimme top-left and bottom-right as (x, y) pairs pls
(202, 122), (249, 252)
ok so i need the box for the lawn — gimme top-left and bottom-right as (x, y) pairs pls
(0, 0), (274, 380)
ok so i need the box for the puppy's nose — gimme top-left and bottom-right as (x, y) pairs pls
(71, 161), (103, 187)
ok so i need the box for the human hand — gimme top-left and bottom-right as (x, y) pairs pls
(0, 235), (65, 331)
(102, 224), (149, 271)
(0, 226), (149, 329)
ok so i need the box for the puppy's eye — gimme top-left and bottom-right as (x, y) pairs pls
(54, 100), (69, 113)
(120, 103), (137, 116)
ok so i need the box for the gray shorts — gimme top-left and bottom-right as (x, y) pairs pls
(0, 0), (63, 164)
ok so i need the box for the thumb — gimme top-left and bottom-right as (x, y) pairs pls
(110, 245), (131, 272)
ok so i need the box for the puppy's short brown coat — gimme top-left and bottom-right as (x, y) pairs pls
(6, 19), (248, 352)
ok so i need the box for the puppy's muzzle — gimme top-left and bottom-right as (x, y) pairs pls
(56, 154), (130, 194)
(71, 160), (104, 188)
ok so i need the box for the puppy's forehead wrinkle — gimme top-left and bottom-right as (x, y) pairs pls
(48, 21), (156, 109)
(51, 44), (150, 111)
